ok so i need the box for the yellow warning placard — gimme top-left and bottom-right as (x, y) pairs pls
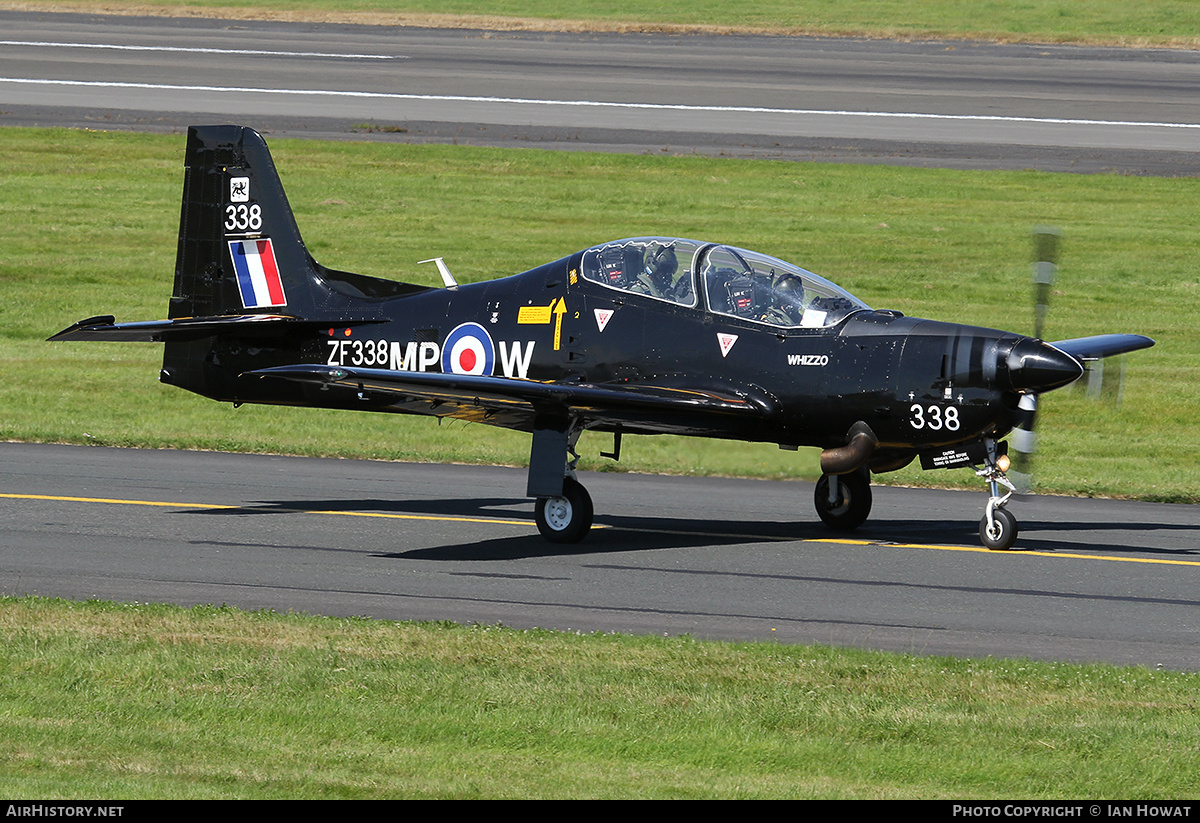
(518, 304), (553, 324)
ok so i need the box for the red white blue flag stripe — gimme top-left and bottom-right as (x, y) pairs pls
(228, 239), (286, 308)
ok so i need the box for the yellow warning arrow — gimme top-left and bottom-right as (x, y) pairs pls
(517, 297), (568, 350)
(552, 297), (567, 351)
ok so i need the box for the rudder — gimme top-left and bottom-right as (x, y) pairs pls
(171, 125), (320, 320)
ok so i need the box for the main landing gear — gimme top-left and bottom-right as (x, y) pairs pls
(535, 476), (593, 543)
(814, 465), (872, 532)
(976, 439), (1019, 550)
(529, 420), (594, 544)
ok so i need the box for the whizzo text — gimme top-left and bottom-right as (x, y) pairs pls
(327, 338), (536, 378)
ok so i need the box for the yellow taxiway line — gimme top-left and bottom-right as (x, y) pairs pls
(3, 492), (1196, 567)
(0, 492), (535, 527)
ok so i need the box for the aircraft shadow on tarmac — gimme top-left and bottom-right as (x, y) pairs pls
(185, 495), (830, 558)
(186, 496), (528, 520)
(184, 497), (1194, 560)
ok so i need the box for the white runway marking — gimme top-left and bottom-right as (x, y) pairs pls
(0, 40), (398, 60)
(1, 77), (1198, 131)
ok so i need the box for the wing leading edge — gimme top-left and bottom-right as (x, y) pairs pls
(247, 364), (777, 436)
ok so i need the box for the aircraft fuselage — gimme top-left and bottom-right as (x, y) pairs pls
(162, 249), (1057, 464)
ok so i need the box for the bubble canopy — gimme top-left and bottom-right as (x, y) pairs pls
(579, 237), (871, 328)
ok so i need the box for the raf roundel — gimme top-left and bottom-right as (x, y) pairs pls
(442, 322), (496, 376)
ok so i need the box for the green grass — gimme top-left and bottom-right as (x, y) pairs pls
(2, 596), (1198, 799)
(18, 0), (1200, 46)
(3, 127), (1196, 500)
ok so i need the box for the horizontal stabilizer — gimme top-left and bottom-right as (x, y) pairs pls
(49, 314), (385, 343)
(1049, 334), (1154, 362)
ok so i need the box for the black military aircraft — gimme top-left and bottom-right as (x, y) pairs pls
(51, 125), (1154, 550)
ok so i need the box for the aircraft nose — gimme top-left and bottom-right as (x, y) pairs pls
(1005, 337), (1084, 393)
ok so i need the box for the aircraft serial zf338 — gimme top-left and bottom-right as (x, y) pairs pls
(52, 125), (1154, 550)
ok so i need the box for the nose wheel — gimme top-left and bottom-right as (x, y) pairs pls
(979, 505), (1018, 550)
(976, 439), (1019, 550)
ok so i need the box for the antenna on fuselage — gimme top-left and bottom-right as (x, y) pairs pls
(419, 257), (458, 290)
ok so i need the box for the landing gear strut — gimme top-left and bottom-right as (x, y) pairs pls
(976, 439), (1019, 550)
(530, 420), (593, 543)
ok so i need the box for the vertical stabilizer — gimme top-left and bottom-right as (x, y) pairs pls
(163, 125), (328, 401)
(171, 125), (318, 320)
(158, 125), (430, 401)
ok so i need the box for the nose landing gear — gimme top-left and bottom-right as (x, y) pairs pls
(976, 439), (1019, 550)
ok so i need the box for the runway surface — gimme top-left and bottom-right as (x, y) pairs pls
(3, 443), (1199, 670)
(2, 10), (1200, 173)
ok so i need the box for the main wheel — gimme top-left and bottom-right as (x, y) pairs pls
(979, 507), (1018, 550)
(535, 477), (593, 543)
(814, 468), (872, 531)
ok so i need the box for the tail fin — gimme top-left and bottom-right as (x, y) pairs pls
(172, 125), (318, 319)
(52, 125), (434, 402)
(172, 125), (430, 321)
(157, 126), (431, 401)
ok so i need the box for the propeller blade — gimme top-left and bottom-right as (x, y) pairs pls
(1008, 393), (1038, 494)
(1073, 354), (1127, 407)
(1010, 227), (1147, 493)
(1010, 226), (1062, 494)
(1031, 226), (1060, 341)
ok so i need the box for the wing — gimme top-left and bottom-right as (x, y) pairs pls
(1049, 334), (1154, 362)
(246, 364), (778, 436)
